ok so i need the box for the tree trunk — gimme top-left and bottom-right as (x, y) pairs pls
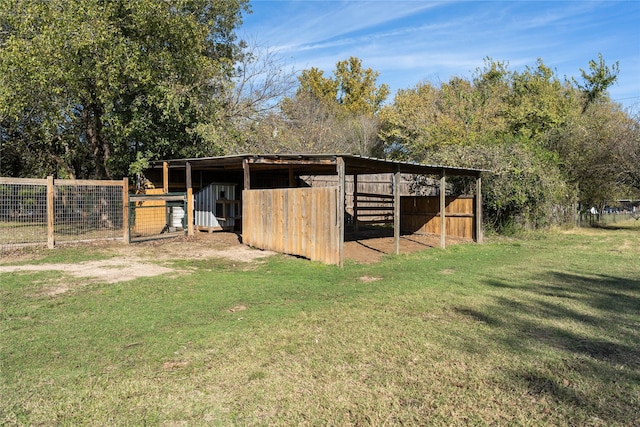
(84, 102), (111, 179)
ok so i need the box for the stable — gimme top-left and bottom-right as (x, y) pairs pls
(144, 154), (486, 266)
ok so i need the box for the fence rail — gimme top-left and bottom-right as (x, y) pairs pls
(0, 177), (128, 249)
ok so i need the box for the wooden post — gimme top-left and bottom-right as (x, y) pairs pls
(163, 161), (169, 193)
(394, 170), (401, 255)
(243, 158), (251, 190)
(440, 170), (446, 249)
(353, 174), (359, 233)
(47, 176), (55, 249)
(336, 157), (346, 267)
(186, 162), (194, 236)
(123, 177), (130, 243)
(475, 175), (483, 244)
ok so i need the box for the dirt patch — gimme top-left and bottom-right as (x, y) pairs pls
(162, 360), (190, 371)
(0, 258), (176, 284)
(105, 232), (274, 262)
(359, 276), (382, 283)
(344, 233), (468, 264)
(0, 232), (275, 293)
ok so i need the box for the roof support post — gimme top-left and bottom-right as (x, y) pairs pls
(186, 161), (194, 236)
(394, 169), (401, 255)
(440, 169), (446, 249)
(243, 158), (251, 190)
(162, 162), (169, 193)
(475, 175), (483, 243)
(337, 157), (346, 267)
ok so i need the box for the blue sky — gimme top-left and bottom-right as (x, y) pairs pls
(239, 1), (640, 112)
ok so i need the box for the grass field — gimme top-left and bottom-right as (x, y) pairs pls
(1, 222), (639, 425)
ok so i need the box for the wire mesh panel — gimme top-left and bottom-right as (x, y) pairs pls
(54, 180), (124, 243)
(0, 178), (48, 247)
(0, 177), (126, 249)
(129, 193), (187, 242)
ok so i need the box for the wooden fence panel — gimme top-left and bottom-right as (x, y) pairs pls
(401, 196), (475, 240)
(243, 187), (339, 265)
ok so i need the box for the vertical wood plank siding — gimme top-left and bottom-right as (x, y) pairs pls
(243, 188), (339, 265)
(401, 196), (475, 240)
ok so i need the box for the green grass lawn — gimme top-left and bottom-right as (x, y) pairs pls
(1, 223), (639, 425)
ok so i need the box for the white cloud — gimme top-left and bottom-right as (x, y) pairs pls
(240, 0), (640, 109)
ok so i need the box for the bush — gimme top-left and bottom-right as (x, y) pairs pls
(418, 137), (575, 233)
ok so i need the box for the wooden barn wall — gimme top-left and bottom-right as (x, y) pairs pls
(243, 187), (340, 265)
(302, 174), (438, 213)
(401, 196), (475, 240)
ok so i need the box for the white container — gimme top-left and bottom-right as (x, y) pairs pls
(171, 206), (185, 228)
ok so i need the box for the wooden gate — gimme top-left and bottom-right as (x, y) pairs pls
(243, 187), (340, 265)
(128, 192), (187, 242)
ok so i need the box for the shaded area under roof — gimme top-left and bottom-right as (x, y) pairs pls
(148, 154), (487, 177)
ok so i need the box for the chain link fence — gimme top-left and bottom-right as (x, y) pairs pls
(0, 177), (127, 249)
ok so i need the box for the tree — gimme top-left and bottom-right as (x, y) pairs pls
(0, 0), (249, 178)
(295, 68), (340, 110)
(334, 57), (389, 115)
(379, 59), (511, 159)
(612, 111), (640, 192)
(378, 82), (441, 159)
(277, 57), (389, 155)
(573, 53), (619, 113)
(412, 138), (572, 232)
(193, 39), (298, 154)
(378, 58), (578, 231)
(504, 59), (574, 140)
(547, 101), (640, 208)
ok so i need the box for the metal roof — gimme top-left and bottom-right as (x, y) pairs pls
(148, 153), (488, 177)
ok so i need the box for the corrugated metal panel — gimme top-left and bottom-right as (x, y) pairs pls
(194, 183), (236, 229)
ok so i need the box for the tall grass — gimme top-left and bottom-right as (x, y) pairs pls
(2, 222), (639, 425)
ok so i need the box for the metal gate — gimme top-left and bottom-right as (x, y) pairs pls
(128, 193), (187, 242)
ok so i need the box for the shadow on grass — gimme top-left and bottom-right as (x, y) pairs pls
(589, 222), (640, 231)
(459, 271), (640, 423)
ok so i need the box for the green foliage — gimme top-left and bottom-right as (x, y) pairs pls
(270, 57), (389, 155)
(0, 0), (249, 179)
(293, 57), (389, 117)
(415, 137), (572, 232)
(504, 59), (575, 140)
(334, 57), (390, 115)
(573, 53), (619, 112)
(128, 152), (149, 177)
(295, 67), (339, 109)
(379, 56), (636, 230)
(545, 101), (640, 206)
